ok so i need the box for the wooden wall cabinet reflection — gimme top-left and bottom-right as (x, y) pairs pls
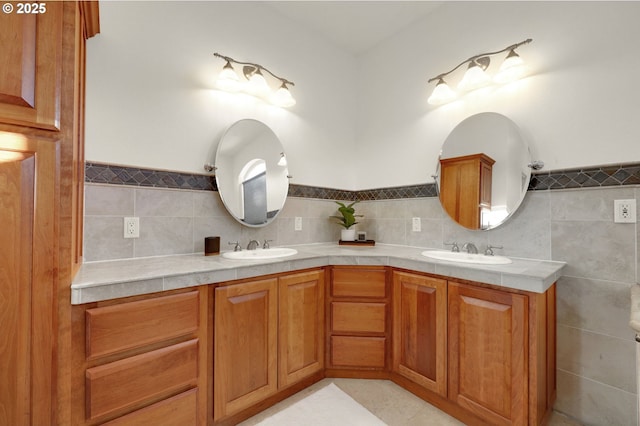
(439, 153), (495, 229)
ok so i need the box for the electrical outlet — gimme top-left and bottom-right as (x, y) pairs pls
(294, 216), (303, 231)
(412, 217), (421, 232)
(124, 217), (140, 238)
(614, 199), (636, 223)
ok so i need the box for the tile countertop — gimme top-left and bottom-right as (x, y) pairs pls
(71, 243), (567, 305)
(629, 285), (640, 334)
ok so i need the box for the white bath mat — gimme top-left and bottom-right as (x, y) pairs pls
(255, 383), (387, 425)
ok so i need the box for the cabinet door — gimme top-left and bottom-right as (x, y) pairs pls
(392, 271), (447, 397)
(0, 135), (57, 425)
(214, 278), (278, 421)
(0, 3), (63, 130)
(278, 270), (325, 388)
(448, 281), (528, 426)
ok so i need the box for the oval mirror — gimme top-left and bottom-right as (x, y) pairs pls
(215, 119), (289, 227)
(436, 112), (532, 230)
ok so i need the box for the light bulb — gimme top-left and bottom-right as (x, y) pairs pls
(458, 60), (491, 92)
(277, 152), (287, 166)
(246, 69), (270, 98)
(428, 78), (456, 105)
(216, 61), (241, 92)
(494, 49), (527, 84)
(271, 83), (296, 107)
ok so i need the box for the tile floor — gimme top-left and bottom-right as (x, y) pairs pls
(239, 378), (583, 425)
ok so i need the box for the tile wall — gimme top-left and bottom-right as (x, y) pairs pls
(83, 165), (640, 425)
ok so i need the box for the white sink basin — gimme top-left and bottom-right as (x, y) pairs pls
(222, 247), (298, 260)
(421, 250), (512, 265)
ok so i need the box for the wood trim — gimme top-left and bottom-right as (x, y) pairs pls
(79, 1), (101, 38)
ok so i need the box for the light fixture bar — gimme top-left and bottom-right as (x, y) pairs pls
(214, 53), (294, 87)
(427, 38), (532, 83)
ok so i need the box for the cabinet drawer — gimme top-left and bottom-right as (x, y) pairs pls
(86, 339), (198, 421)
(331, 302), (386, 333)
(331, 336), (386, 368)
(103, 388), (198, 426)
(332, 268), (387, 298)
(86, 291), (199, 359)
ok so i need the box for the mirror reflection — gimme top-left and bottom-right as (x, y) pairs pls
(215, 119), (289, 227)
(436, 112), (532, 230)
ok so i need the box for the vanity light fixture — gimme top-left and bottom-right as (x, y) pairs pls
(213, 53), (296, 107)
(427, 38), (532, 106)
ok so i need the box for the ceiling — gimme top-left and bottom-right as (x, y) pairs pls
(265, 1), (444, 55)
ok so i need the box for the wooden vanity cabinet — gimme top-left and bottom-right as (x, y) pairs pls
(213, 269), (325, 423)
(326, 266), (390, 374)
(439, 153), (495, 229)
(71, 287), (210, 425)
(391, 270), (556, 426)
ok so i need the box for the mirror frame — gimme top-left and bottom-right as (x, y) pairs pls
(435, 112), (532, 231)
(214, 119), (289, 227)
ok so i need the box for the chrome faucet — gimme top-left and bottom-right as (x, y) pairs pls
(445, 242), (460, 252)
(228, 241), (241, 252)
(461, 242), (478, 254)
(485, 245), (503, 256)
(263, 239), (273, 249)
(247, 240), (260, 250)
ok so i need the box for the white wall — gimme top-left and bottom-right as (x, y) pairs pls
(356, 1), (640, 189)
(87, 1), (640, 192)
(85, 1), (358, 190)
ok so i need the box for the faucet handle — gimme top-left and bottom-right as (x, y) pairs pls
(485, 245), (503, 256)
(444, 242), (460, 252)
(228, 241), (241, 252)
(263, 239), (273, 249)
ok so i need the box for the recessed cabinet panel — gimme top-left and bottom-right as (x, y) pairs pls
(86, 291), (199, 359)
(0, 4), (63, 130)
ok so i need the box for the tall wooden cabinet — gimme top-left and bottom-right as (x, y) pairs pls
(439, 153), (495, 229)
(0, 3), (99, 425)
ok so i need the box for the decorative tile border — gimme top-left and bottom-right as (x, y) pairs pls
(528, 163), (640, 190)
(85, 162), (216, 191)
(86, 162), (640, 201)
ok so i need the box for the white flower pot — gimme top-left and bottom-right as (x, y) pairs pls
(341, 229), (356, 241)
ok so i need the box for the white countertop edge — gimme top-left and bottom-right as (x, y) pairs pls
(71, 243), (567, 304)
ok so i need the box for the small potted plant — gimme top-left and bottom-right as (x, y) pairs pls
(331, 201), (363, 241)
